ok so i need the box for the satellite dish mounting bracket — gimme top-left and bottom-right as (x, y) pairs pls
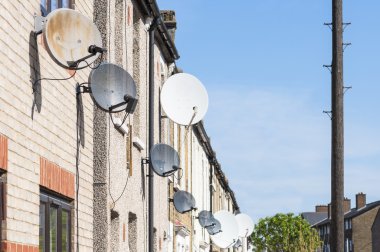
(141, 158), (150, 165)
(76, 83), (91, 94)
(34, 14), (46, 35)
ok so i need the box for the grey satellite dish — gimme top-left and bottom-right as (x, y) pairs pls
(43, 8), (103, 69)
(161, 73), (208, 126)
(206, 217), (222, 235)
(198, 210), (215, 228)
(210, 210), (239, 249)
(173, 190), (196, 214)
(89, 63), (138, 113)
(150, 144), (180, 177)
(233, 239), (242, 248)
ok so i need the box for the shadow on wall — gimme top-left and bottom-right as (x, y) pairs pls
(29, 31), (42, 118)
(76, 89), (85, 148)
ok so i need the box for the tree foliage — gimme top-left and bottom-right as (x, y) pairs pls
(250, 213), (321, 252)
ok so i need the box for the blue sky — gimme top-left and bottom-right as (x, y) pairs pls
(157, 0), (380, 221)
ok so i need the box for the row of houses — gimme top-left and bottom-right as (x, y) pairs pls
(302, 193), (380, 252)
(0, 0), (245, 251)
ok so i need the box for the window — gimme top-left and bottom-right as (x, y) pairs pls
(40, 0), (74, 16)
(40, 192), (72, 252)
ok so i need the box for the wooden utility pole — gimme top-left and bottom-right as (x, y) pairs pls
(331, 0), (344, 251)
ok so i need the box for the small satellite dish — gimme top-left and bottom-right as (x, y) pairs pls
(236, 213), (254, 238)
(206, 218), (221, 235)
(233, 239), (242, 248)
(210, 210), (239, 249)
(89, 63), (138, 113)
(43, 8), (103, 69)
(198, 210), (215, 228)
(150, 144), (180, 177)
(161, 73), (208, 126)
(173, 190), (196, 214)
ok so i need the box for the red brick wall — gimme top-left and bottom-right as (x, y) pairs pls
(0, 135), (8, 171)
(40, 157), (75, 199)
(1, 241), (38, 252)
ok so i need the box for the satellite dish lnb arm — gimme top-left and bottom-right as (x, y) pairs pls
(109, 95), (138, 114)
(67, 45), (107, 68)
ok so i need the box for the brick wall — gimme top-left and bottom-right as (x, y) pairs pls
(0, 0), (94, 250)
(352, 206), (380, 252)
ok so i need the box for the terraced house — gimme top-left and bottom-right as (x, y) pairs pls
(0, 0), (244, 251)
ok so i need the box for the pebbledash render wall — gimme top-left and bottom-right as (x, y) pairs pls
(0, 0), (95, 251)
(92, 0), (174, 251)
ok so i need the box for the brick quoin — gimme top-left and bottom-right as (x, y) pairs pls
(0, 134), (8, 171)
(1, 241), (38, 252)
(40, 157), (75, 199)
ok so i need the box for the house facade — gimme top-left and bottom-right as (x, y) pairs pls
(0, 0), (245, 251)
(311, 193), (380, 252)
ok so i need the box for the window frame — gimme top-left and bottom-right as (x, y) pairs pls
(41, 0), (75, 16)
(40, 191), (72, 252)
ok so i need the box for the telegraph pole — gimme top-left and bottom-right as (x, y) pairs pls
(331, 0), (344, 251)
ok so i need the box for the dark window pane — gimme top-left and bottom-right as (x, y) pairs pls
(62, 210), (70, 252)
(50, 206), (58, 252)
(39, 202), (46, 252)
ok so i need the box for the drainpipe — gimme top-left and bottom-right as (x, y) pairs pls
(148, 17), (158, 252)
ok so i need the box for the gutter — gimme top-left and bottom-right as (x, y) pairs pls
(193, 122), (240, 212)
(142, 0), (180, 62)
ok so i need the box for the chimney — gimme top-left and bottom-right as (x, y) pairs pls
(356, 192), (366, 209)
(344, 198), (351, 213)
(160, 10), (177, 42)
(315, 205), (328, 213)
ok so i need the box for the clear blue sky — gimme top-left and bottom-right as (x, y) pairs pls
(157, 0), (380, 221)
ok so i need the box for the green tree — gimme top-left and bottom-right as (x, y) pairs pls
(251, 213), (321, 252)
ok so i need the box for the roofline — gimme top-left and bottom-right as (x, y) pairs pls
(312, 201), (380, 227)
(135, 0), (180, 63)
(193, 121), (240, 212)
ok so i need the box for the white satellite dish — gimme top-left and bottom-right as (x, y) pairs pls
(43, 8), (103, 69)
(236, 213), (254, 238)
(160, 73), (208, 126)
(210, 210), (239, 249)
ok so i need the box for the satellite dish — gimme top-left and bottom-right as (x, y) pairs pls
(206, 217), (221, 235)
(233, 239), (242, 248)
(198, 210), (215, 228)
(173, 190), (196, 214)
(89, 63), (138, 113)
(210, 210), (239, 249)
(236, 213), (254, 238)
(43, 8), (103, 69)
(161, 73), (208, 126)
(150, 144), (180, 177)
